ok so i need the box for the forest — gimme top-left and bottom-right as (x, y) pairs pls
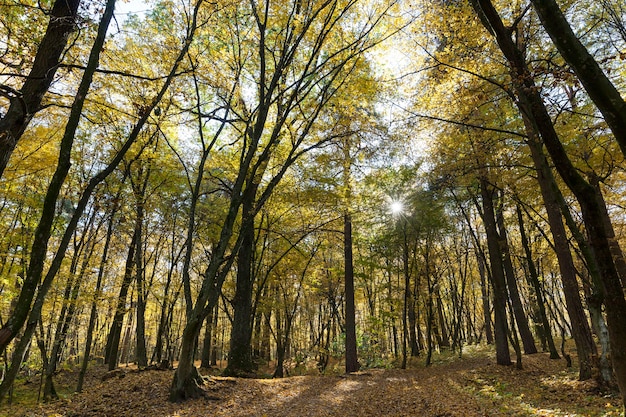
(1, 0), (626, 415)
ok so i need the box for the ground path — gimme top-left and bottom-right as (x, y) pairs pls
(3, 347), (623, 416)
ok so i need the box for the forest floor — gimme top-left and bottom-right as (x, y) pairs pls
(1, 345), (624, 417)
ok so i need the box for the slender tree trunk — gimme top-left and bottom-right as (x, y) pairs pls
(496, 203), (537, 354)
(133, 172), (148, 368)
(436, 289), (450, 349)
(479, 177), (511, 366)
(524, 129), (597, 376)
(44, 219), (99, 401)
(77, 208), (114, 391)
(104, 230), (137, 369)
(200, 308), (213, 369)
(516, 205), (559, 359)
(425, 262), (435, 366)
(476, 251), (493, 344)
(344, 213), (359, 373)
(406, 253), (419, 356)
(273, 303), (285, 378)
(211, 306), (219, 366)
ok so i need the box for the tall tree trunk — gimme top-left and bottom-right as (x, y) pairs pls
(273, 299), (285, 378)
(479, 177), (512, 366)
(132, 170), (149, 369)
(406, 242), (419, 357)
(425, 260), (435, 366)
(496, 203), (537, 354)
(44, 214), (99, 401)
(436, 288), (450, 349)
(344, 213), (359, 373)
(476, 250), (493, 344)
(0, 0), (81, 177)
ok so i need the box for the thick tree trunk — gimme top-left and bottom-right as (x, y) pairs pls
(529, 0), (626, 155)
(169, 316), (206, 402)
(0, 0), (81, 177)
(224, 208), (257, 377)
(496, 204), (537, 354)
(344, 213), (359, 373)
(479, 177), (511, 366)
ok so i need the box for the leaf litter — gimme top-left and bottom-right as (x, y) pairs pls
(2, 347), (623, 417)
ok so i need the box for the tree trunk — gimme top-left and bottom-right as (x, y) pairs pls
(169, 316), (206, 402)
(224, 206), (257, 377)
(44, 219), (98, 401)
(476, 250), (493, 344)
(200, 308), (213, 369)
(132, 172), (148, 369)
(516, 205), (559, 359)
(479, 177), (511, 366)
(496, 202), (537, 354)
(407, 253), (419, 357)
(524, 130), (597, 376)
(104, 229), (137, 369)
(436, 288), (450, 349)
(344, 213), (359, 373)
(0, 0), (81, 177)
(77, 208), (114, 391)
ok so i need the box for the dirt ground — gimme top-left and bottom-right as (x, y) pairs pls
(1, 347), (623, 417)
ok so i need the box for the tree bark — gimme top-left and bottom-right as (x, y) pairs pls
(344, 213), (359, 373)
(104, 230), (137, 369)
(224, 203), (257, 377)
(524, 132), (597, 378)
(516, 205), (559, 359)
(495, 202), (537, 354)
(479, 177), (511, 366)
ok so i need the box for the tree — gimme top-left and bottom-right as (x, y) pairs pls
(472, 0), (626, 405)
(529, 0), (626, 155)
(0, 0), (81, 177)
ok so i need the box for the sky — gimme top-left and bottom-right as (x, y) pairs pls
(114, 0), (149, 22)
